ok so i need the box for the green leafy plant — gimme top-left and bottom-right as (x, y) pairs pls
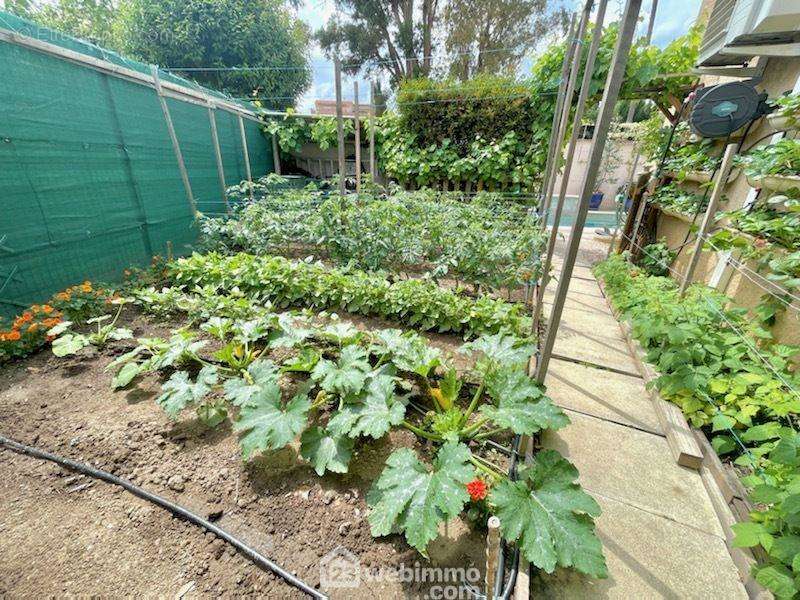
(96, 288), (603, 575)
(595, 254), (800, 598)
(737, 139), (800, 180)
(638, 240), (677, 277)
(158, 252), (532, 339)
(649, 183), (708, 216)
(49, 302), (133, 357)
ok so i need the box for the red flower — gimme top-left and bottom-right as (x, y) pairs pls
(466, 479), (488, 501)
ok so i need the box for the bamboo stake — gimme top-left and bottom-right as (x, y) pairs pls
(334, 58), (346, 195)
(679, 144), (738, 296)
(485, 516), (501, 600)
(354, 81), (361, 193)
(151, 65), (196, 217)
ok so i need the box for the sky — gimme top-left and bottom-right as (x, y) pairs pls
(293, 0), (703, 111)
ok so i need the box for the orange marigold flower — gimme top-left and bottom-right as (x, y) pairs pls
(42, 304), (53, 314)
(28, 323), (39, 333)
(6, 330), (21, 342)
(56, 292), (70, 301)
(466, 479), (488, 501)
(21, 312), (33, 323)
(42, 318), (61, 329)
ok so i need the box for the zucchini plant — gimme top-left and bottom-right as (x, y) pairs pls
(102, 303), (606, 578)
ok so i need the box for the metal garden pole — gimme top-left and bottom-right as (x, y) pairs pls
(150, 65), (197, 217)
(537, 13), (577, 220)
(679, 143), (738, 296)
(535, 0), (643, 384)
(370, 81), (377, 180)
(206, 102), (230, 213)
(354, 81), (362, 193)
(334, 57), (346, 195)
(532, 0), (604, 336)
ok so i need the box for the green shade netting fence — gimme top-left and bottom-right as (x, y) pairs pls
(0, 11), (273, 321)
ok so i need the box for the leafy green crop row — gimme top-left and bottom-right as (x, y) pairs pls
(160, 252), (531, 339)
(594, 255), (800, 597)
(202, 184), (544, 294)
(48, 288), (607, 579)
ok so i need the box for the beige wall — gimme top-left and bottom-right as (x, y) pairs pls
(653, 56), (800, 348)
(553, 137), (638, 210)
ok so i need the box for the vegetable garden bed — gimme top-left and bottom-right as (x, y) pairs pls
(0, 189), (608, 598)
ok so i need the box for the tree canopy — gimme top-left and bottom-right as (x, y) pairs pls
(6, 0), (313, 109)
(316, 0), (568, 88)
(116, 0), (311, 107)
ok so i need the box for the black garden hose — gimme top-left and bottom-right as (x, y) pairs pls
(0, 434), (328, 600)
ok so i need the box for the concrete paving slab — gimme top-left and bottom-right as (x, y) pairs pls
(544, 293), (616, 319)
(551, 263), (595, 281)
(546, 359), (661, 434)
(530, 494), (747, 599)
(543, 412), (723, 537)
(548, 277), (604, 298)
(551, 325), (639, 375)
(552, 305), (625, 338)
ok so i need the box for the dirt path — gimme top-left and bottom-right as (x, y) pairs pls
(0, 311), (485, 599)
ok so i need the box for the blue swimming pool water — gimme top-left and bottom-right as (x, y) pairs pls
(547, 196), (619, 229)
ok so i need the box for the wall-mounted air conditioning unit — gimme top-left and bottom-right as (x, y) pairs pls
(698, 0), (800, 68)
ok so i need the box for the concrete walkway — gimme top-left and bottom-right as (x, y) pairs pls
(530, 235), (747, 598)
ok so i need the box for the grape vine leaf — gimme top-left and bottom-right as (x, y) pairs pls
(223, 359), (279, 406)
(367, 441), (475, 554)
(481, 367), (570, 434)
(157, 366), (219, 419)
(490, 449), (607, 578)
(300, 426), (354, 476)
(327, 371), (406, 439)
(234, 383), (311, 459)
(311, 345), (372, 395)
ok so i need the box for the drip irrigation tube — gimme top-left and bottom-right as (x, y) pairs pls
(0, 434), (328, 600)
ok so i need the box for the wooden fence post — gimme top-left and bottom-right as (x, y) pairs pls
(237, 115), (254, 201)
(370, 81), (377, 180)
(354, 81), (361, 193)
(151, 65), (197, 217)
(206, 102), (230, 213)
(334, 57), (346, 195)
(271, 134), (281, 175)
(679, 143), (738, 296)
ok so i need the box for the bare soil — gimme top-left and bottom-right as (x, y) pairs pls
(0, 310), (487, 599)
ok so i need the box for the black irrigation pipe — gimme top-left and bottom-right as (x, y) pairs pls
(0, 434), (328, 600)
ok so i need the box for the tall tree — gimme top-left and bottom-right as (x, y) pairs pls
(117, 0), (312, 108)
(316, 0), (438, 86)
(444, 0), (566, 80)
(5, 0), (119, 48)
